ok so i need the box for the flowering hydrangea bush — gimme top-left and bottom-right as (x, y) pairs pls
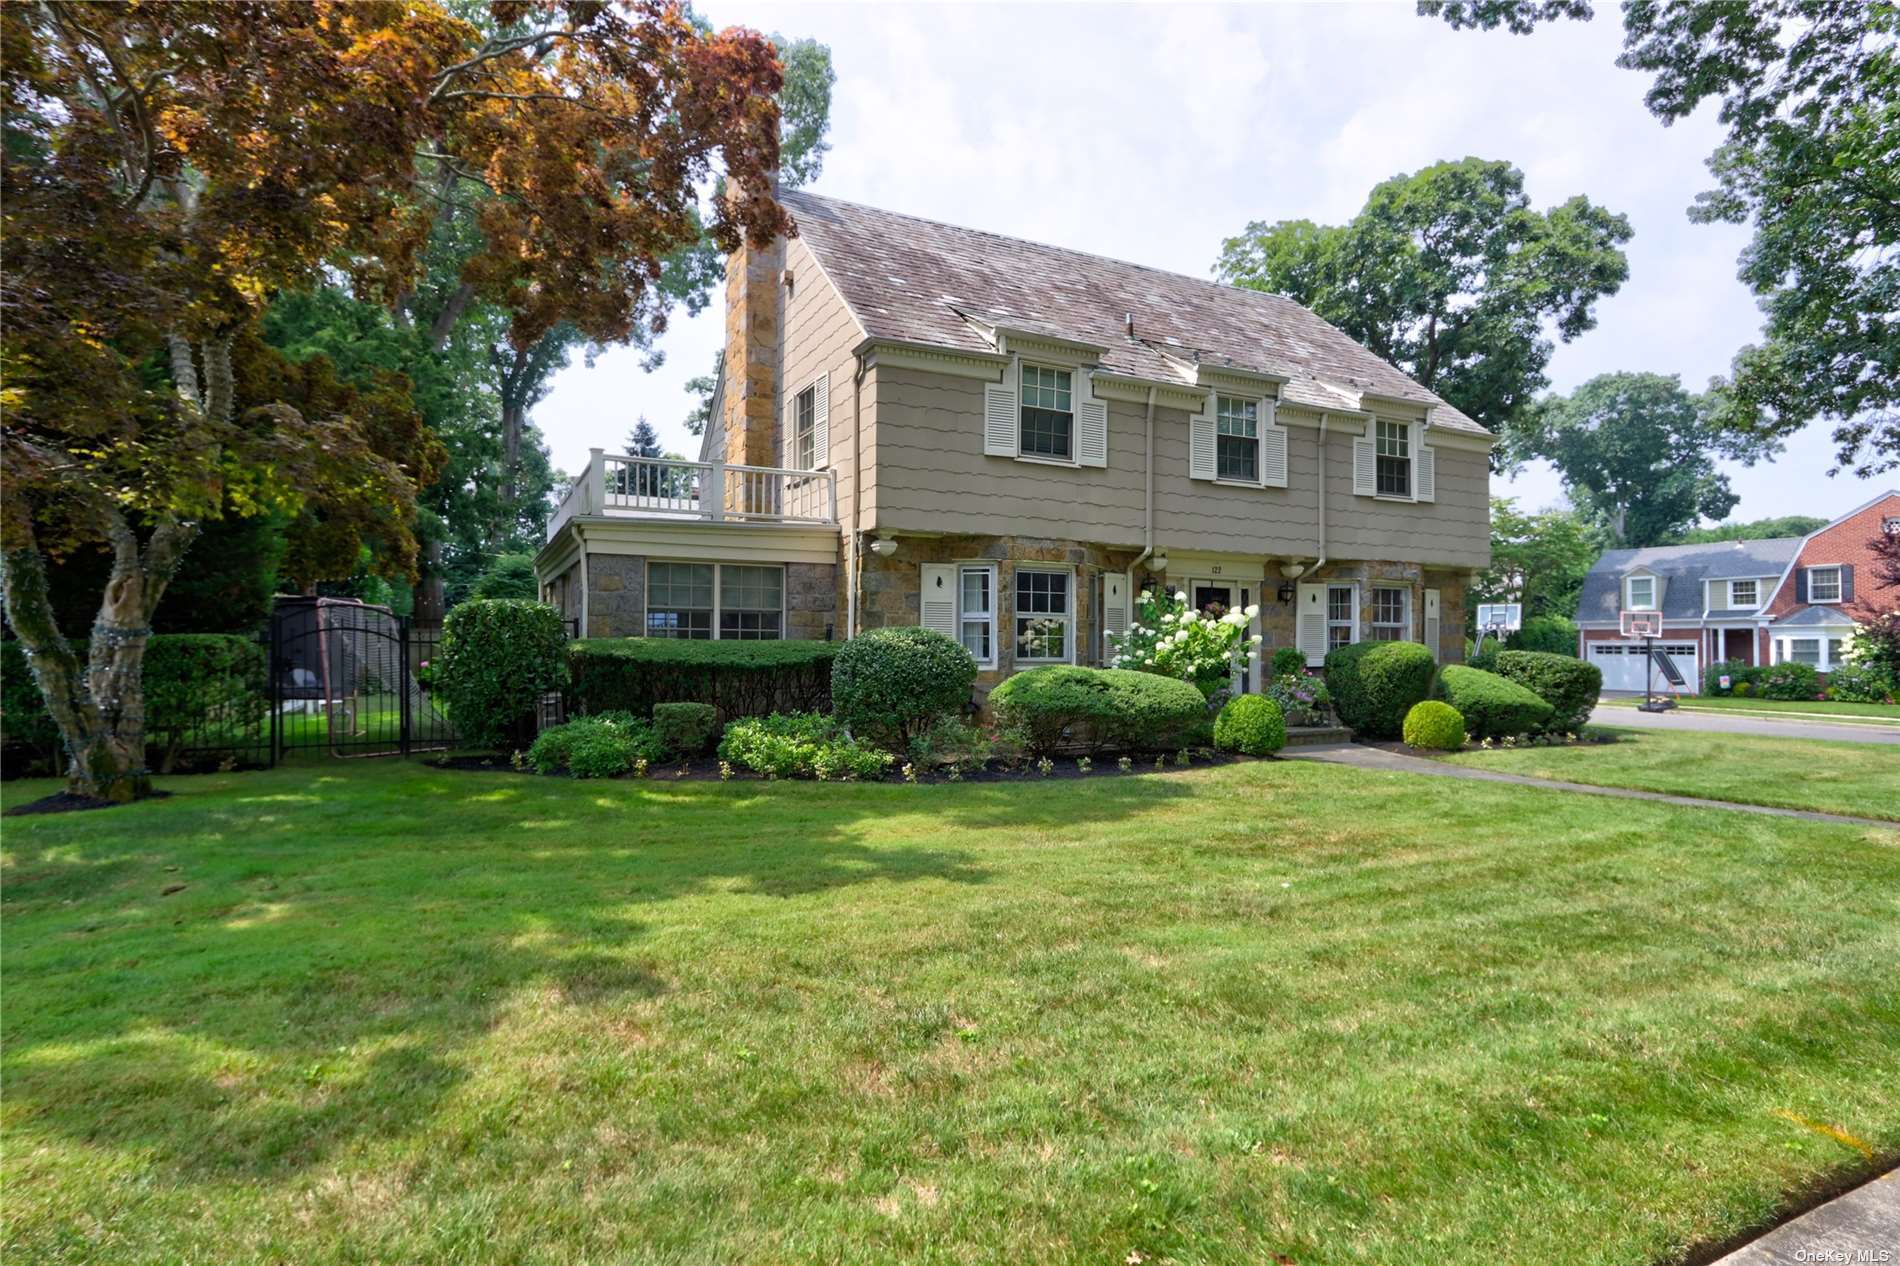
(1109, 589), (1262, 699)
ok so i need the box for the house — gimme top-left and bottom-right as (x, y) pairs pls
(1574, 490), (1900, 691)
(534, 189), (1493, 693)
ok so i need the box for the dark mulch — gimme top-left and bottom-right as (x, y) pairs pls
(4, 789), (173, 817)
(428, 749), (1263, 785)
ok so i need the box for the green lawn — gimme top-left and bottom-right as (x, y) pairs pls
(1447, 728), (1900, 821)
(1598, 696), (1900, 726)
(4, 762), (1898, 1265)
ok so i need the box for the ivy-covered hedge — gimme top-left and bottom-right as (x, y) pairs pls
(567, 638), (836, 721)
(1434, 665), (1552, 740)
(436, 600), (570, 751)
(1494, 650), (1601, 733)
(1324, 640), (1437, 739)
(988, 666), (1207, 756)
(2, 635), (268, 774)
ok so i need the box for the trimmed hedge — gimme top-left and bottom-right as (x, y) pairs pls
(1756, 661), (1822, 700)
(652, 702), (719, 758)
(1434, 665), (1552, 740)
(527, 713), (664, 778)
(1402, 700), (1467, 751)
(1213, 694), (1286, 756)
(568, 638), (835, 721)
(831, 626), (976, 748)
(1494, 650), (1601, 733)
(437, 600), (570, 751)
(2, 634), (268, 774)
(717, 712), (893, 781)
(989, 666), (1207, 757)
(1324, 640), (1437, 739)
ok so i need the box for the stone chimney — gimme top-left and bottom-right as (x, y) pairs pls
(721, 174), (785, 469)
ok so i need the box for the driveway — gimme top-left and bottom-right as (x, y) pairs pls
(1590, 704), (1900, 745)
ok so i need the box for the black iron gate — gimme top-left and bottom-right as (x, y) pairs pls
(268, 597), (457, 760)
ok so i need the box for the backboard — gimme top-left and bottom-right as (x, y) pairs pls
(1476, 603), (1521, 632)
(1620, 609), (1663, 637)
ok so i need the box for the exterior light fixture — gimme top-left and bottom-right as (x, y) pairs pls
(1277, 582), (1296, 604)
(1150, 552), (1169, 572)
(868, 536), (898, 558)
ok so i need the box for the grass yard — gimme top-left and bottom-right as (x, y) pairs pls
(4, 761), (1898, 1265)
(1598, 696), (1900, 727)
(1447, 728), (1900, 821)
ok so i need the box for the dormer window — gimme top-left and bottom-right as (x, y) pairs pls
(1019, 364), (1073, 461)
(1626, 575), (1656, 610)
(1729, 579), (1757, 608)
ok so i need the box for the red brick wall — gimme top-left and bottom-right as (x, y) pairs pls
(1766, 492), (1900, 621)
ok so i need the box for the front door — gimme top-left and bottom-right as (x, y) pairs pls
(1191, 580), (1253, 694)
(1722, 628), (1753, 666)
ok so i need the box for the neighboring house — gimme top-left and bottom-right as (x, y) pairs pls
(535, 189), (1493, 694)
(1574, 490), (1900, 692)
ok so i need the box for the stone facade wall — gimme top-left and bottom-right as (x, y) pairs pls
(859, 535), (1145, 693)
(585, 553), (646, 638)
(785, 561), (839, 640)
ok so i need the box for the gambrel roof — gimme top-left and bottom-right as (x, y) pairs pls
(1577, 539), (1803, 622)
(782, 190), (1491, 437)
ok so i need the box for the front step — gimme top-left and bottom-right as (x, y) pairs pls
(1283, 724), (1352, 747)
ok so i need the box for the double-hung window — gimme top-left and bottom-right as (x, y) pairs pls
(719, 565), (783, 639)
(792, 385), (818, 471)
(1370, 587), (1409, 641)
(959, 565), (995, 666)
(1019, 365), (1073, 461)
(1326, 585), (1356, 649)
(1015, 567), (1071, 663)
(646, 562), (714, 638)
(1808, 566), (1842, 603)
(1788, 638), (1822, 666)
(1215, 396), (1258, 482)
(1626, 575), (1656, 610)
(1375, 420), (1410, 498)
(1729, 579), (1758, 608)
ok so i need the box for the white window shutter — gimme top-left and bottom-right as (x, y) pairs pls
(1189, 395), (1217, 481)
(1415, 432), (1434, 503)
(982, 372), (1018, 458)
(920, 564), (957, 637)
(1261, 403), (1288, 488)
(812, 372), (830, 468)
(1076, 373), (1108, 468)
(1101, 571), (1130, 662)
(1424, 588), (1441, 662)
(1297, 582), (1328, 666)
(1352, 437), (1376, 497)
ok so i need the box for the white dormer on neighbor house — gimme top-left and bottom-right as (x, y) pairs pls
(536, 192), (1494, 693)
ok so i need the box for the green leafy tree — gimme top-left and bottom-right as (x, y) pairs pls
(1472, 497), (1602, 624)
(1419, 0), (1899, 476)
(1525, 372), (1768, 548)
(469, 554), (538, 602)
(1675, 515), (1826, 545)
(1215, 158), (1632, 455)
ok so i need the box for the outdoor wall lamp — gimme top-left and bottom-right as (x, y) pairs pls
(868, 536), (898, 558)
(1277, 582), (1296, 604)
(1150, 552), (1169, 572)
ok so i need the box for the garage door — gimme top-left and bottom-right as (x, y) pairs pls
(1589, 641), (1700, 694)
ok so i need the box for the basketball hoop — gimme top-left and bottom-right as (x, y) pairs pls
(1620, 610), (1663, 638)
(1618, 610), (1674, 711)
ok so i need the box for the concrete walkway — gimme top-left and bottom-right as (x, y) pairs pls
(1711, 1169), (1899, 1264)
(1283, 743), (1899, 830)
(1591, 704), (1900, 745)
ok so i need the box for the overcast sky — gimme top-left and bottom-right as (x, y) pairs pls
(536, 0), (1872, 523)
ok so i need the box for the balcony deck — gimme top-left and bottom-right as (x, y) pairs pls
(547, 450), (838, 542)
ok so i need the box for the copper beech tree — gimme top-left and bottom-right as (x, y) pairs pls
(0, 1), (792, 801)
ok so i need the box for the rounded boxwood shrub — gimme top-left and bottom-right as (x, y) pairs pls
(988, 666), (1207, 756)
(1324, 640), (1437, 740)
(1213, 694), (1286, 756)
(437, 599), (570, 751)
(1434, 665), (1552, 740)
(1494, 650), (1601, 733)
(652, 701), (719, 758)
(1402, 700), (1467, 751)
(527, 714), (663, 778)
(1270, 646), (1308, 678)
(831, 626), (977, 749)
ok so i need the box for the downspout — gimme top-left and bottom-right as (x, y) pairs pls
(577, 525), (590, 638)
(1128, 386), (1158, 582)
(1310, 412), (1328, 575)
(848, 348), (869, 638)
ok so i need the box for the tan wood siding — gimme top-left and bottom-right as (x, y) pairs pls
(778, 235), (863, 537)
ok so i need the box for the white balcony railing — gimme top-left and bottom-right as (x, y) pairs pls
(547, 450), (838, 541)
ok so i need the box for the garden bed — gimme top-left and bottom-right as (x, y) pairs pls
(429, 748), (1262, 784)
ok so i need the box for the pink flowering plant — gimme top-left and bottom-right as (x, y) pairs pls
(1110, 588), (1262, 699)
